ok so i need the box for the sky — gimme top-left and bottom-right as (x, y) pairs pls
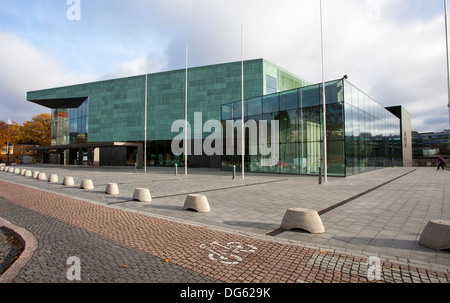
(0, 0), (449, 132)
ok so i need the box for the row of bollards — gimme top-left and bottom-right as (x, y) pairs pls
(1, 165), (151, 201)
(1, 165), (211, 213)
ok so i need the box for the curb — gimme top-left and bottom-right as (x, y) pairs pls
(0, 218), (38, 283)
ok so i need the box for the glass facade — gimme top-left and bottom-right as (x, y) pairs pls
(51, 98), (89, 146)
(221, 79), (401, 177)
(344, 81), (402, 176)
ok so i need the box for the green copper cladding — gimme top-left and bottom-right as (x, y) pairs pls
(27, 59), (310, 144)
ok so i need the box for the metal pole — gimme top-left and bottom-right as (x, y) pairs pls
(144, 61), (148, 173)
(445, 0), (450, 133)
(7, 120), (10, 165)
(241, 24), (245, 179)
(185, 45), (189, 176)
(320, 0), (328, 184)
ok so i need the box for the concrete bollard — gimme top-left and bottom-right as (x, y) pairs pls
(8, 167), (14, 173)
(48, 174), (59, 183)
(14, 168), (21, 174)
(281, 208), (325, 234)
(80, 179), (94, 190)
(132, 188), (152, 202)
(63, 176), (75, 186)
(20, 169), (27, 176)
(183, 194), (211, 213)
(419, 220), (450, 250)
(37, 172), (47, 181)
(32, 171), (40, 179)
(24, 170), (33, 177)
(105, 183), (120, 195)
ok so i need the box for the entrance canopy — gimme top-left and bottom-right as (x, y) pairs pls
(28, 97), (88, 109)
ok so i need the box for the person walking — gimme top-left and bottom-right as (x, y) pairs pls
(437, 155), (446, 171)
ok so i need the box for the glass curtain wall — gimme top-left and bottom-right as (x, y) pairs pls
(343, 80), (401, 176)
(51, 98), (89, 146)
(221, 79), (401, 177)
(221, 79), (346, 176)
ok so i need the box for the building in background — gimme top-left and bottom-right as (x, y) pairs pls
(412, 129), (449, 166)
(26, 58), (411, 176)
(1, 144), (39, 164)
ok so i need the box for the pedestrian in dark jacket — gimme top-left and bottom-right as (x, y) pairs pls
(437, 156), (446, 171)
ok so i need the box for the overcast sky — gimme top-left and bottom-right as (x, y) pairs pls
(0, 0), (449, 132)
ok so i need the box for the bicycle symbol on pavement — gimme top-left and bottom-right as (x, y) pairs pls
(199, 241), (258, 265)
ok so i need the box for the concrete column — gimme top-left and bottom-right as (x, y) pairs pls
(93, 148), (100, 167)
(64, 149), (69, 166)
(137, 144), (144, 169)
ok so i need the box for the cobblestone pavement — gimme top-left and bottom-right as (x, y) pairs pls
(0, 196), (218, 283)
(0, 227), (23, 276)
(0, 165), (449, 285)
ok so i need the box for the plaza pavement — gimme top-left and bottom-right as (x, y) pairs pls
(0, 164), (449, 284)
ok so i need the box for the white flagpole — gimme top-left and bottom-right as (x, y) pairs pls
(7, 119), (11, 165)
(185, 45), (189, 176)
(241, 24), (245, 179)
(144, 60), (148, 173)
(320, 0), (328, 184)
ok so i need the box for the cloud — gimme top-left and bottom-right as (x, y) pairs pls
(1, 0), (448, 132)
(146, 0), (449, 131)
(0, 30), (95, 123)
(102, 56), (169, 80)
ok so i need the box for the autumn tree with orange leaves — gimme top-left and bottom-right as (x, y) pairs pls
(0, 113), (51, 147)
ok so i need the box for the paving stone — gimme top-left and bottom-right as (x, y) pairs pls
(0, 165), (449, 284)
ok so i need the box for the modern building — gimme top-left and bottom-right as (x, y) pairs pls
(222, 79), (408, 177)
(26, 58), (410, 176)
(386, 106), (413, 167)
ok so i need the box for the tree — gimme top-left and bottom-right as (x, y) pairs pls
(15, 113), (52, 146)
(0, 120), (19, 148)
(0, 121), (8, 148)
(0, 113), (51, 147)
